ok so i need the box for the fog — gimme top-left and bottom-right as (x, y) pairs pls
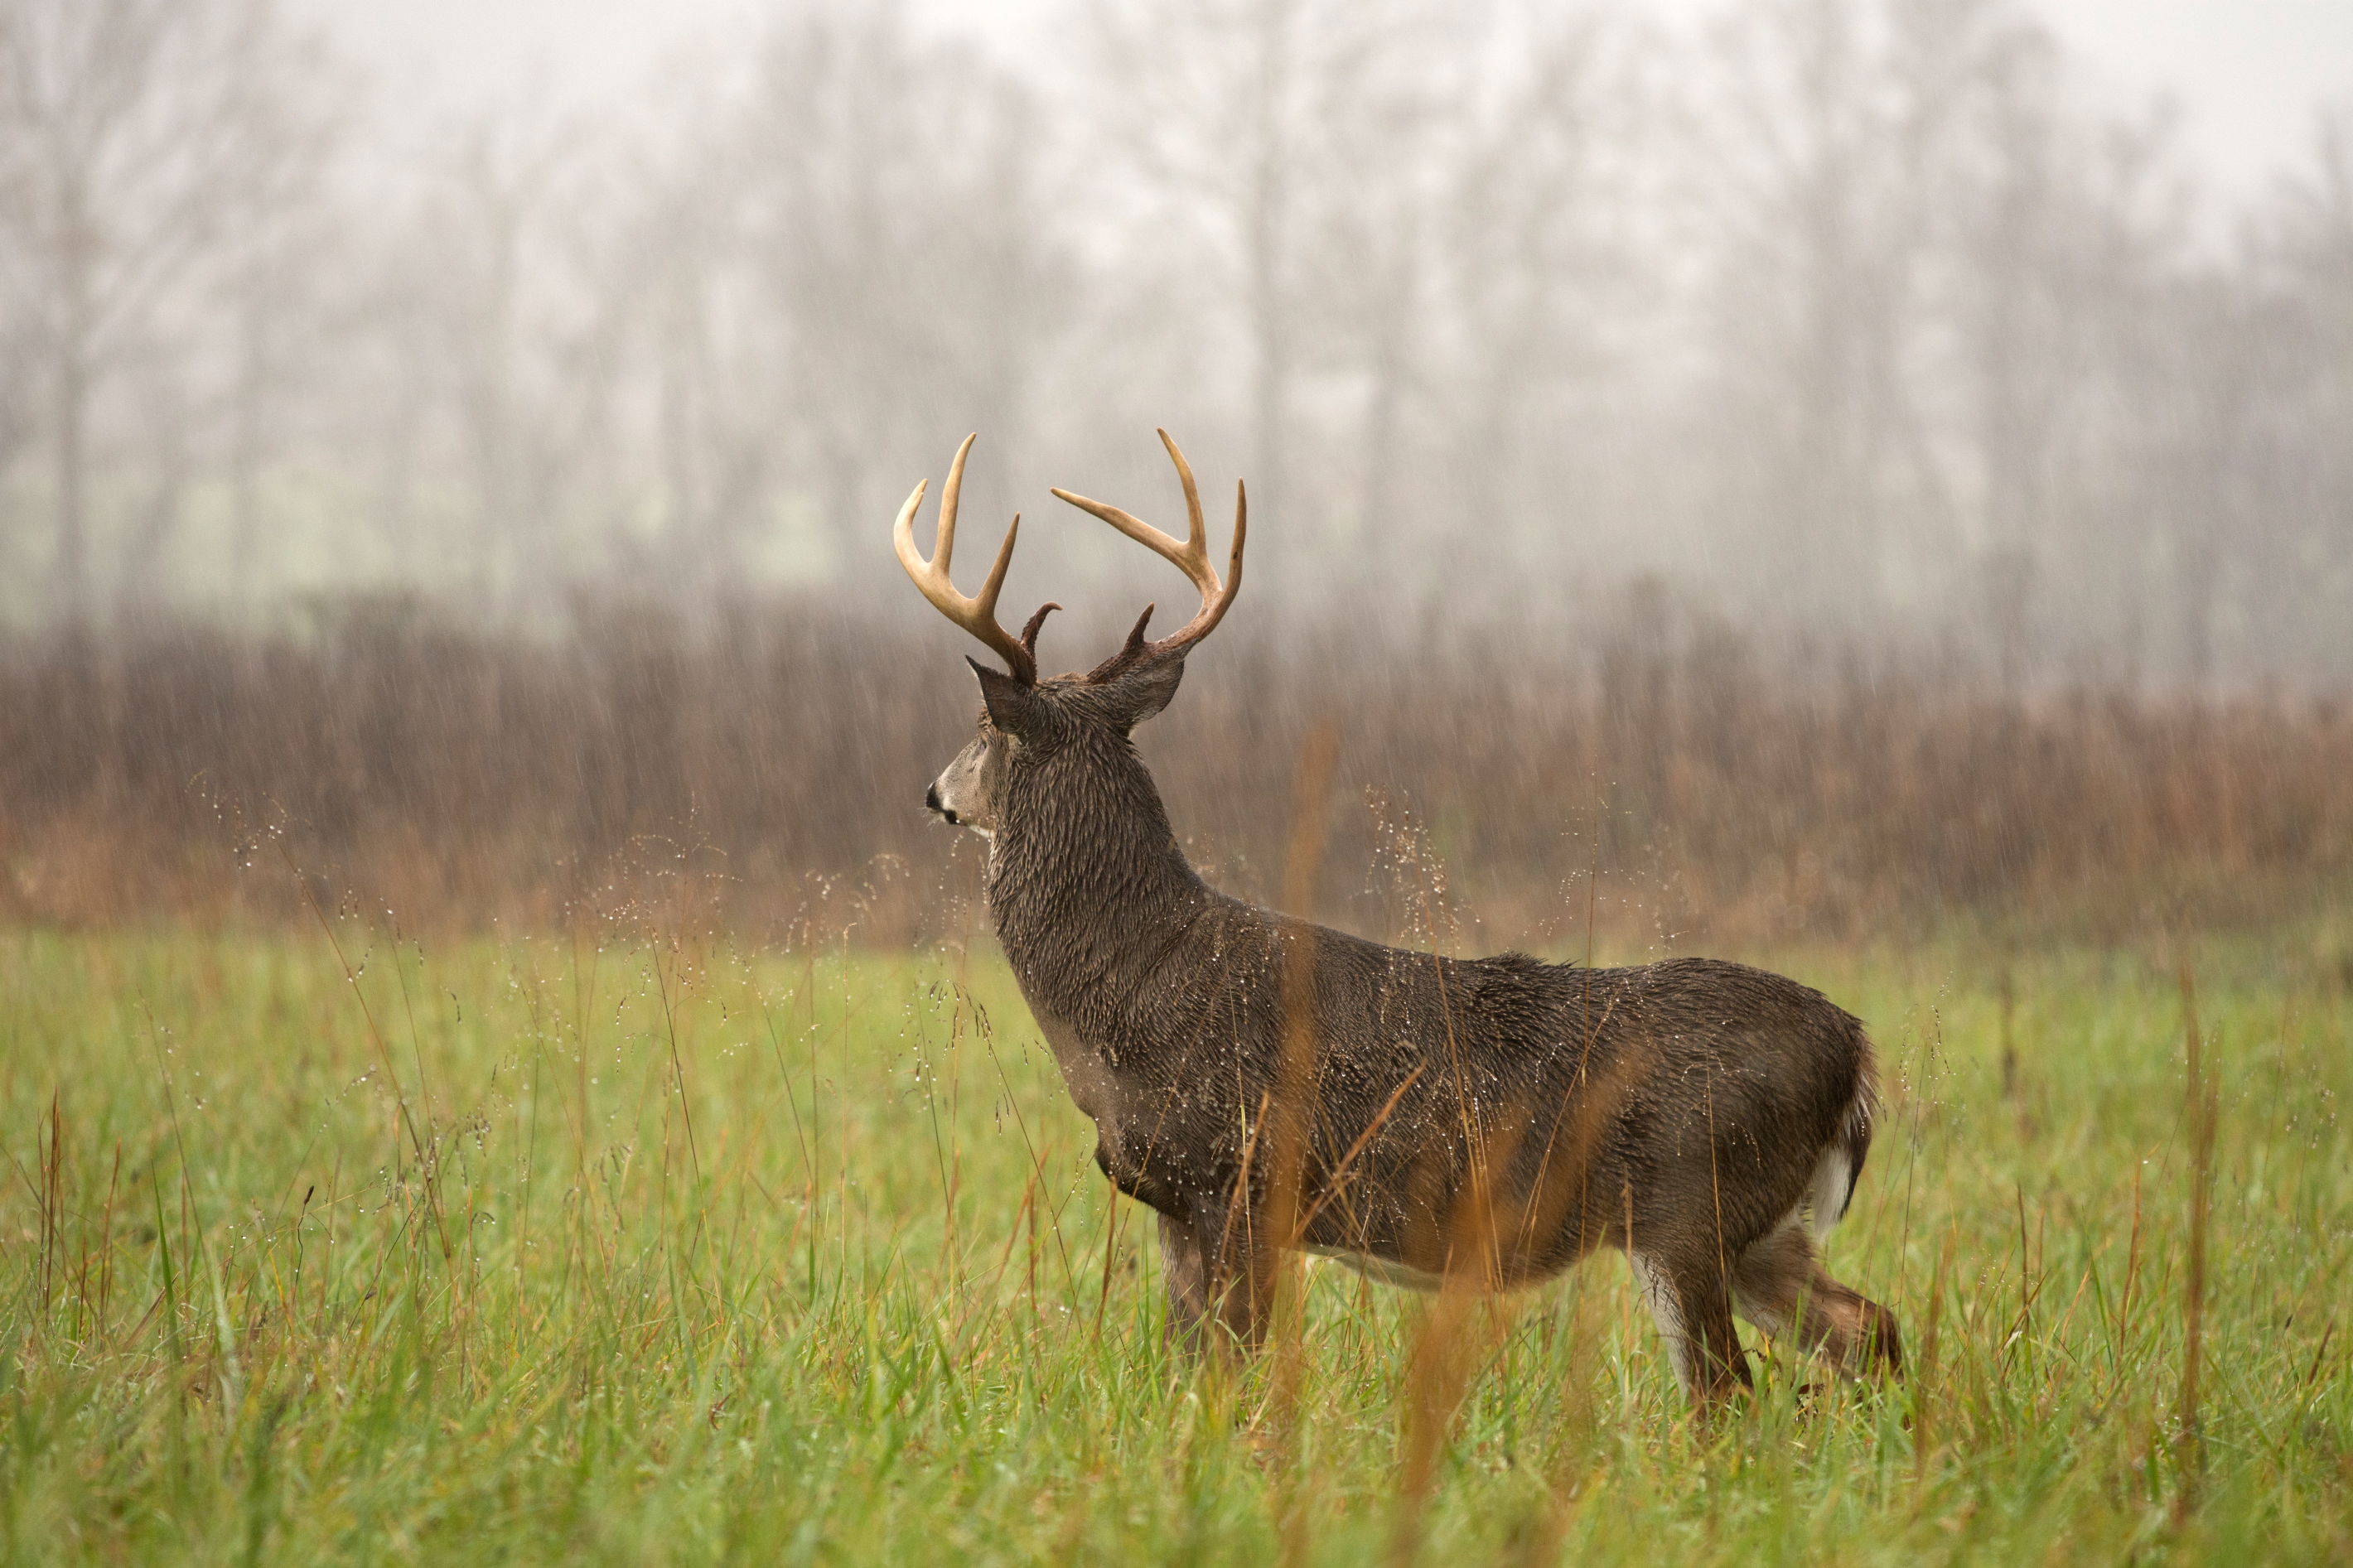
(2, 0), (2349, 684)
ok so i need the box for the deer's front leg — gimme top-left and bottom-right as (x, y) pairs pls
(1204, 1192), (1278, 1352)
(1159, 1197), (1277, 1355)
(1158, 1208), (1212, 1351)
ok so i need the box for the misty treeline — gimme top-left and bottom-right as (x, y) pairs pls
(0, 0), (2346, 682)
(3, 607), (2347, 940)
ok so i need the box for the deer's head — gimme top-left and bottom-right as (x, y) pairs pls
(895, 432), (1245, 843)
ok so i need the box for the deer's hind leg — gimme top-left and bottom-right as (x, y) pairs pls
(1732, 1222), (1902, 1377)
(1631, 1248), (1751, 1409)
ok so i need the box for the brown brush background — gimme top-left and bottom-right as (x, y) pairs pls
(5, 592), (2345, 948)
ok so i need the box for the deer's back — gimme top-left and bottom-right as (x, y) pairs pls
(1008, 895), (1873, 1274)
(1103, 910), (1872, 1275)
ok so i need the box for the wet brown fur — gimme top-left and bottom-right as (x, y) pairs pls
(935, 644), (1901, 1407)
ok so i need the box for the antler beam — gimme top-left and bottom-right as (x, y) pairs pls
(1051, 429), (1246, 670)
(893, 433), (1037, 683)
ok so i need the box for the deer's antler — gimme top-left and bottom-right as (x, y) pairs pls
(1051, 429), (1246, 678)
(894, 433), (1037, 683)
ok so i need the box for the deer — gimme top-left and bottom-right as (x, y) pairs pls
(894, 431), (1902, 1411)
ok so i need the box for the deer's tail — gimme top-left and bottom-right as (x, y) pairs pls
(1806, 1040), (1877, 1242)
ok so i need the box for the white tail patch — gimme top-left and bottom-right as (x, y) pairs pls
(1805, 1091), (1871, 1241)
(1804, 1145), (1853, 1242)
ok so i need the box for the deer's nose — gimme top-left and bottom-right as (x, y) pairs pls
(925, 783), (956, 823)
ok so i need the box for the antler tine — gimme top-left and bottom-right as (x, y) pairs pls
(893, 433), (1037, 683)
(1159, 427), (1207, 559)
(1049, 429), (1247, 664)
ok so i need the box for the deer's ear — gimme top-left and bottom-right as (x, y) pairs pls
(1097, 647), (1186, 731)
(969, 657), (1042, 734)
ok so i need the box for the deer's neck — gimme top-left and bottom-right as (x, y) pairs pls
(983, 741), (1220, 1015)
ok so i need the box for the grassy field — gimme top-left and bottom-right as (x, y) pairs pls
(2, 919), (2349, 1565)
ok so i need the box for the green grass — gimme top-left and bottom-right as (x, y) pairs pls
(2, 922), (2349, 1565)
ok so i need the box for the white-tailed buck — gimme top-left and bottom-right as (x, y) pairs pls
(896, 432), (1901, 1407)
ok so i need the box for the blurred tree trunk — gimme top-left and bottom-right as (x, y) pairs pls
(51, 258), (89, 625)
(739, 2), (1056, 593)
(114, 375), (186, 615)
(1239, 0), (1299, 527)
(1697, 0), (1948, 625)
(0, 0), (333, 628)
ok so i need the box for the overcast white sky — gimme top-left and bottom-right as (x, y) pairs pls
(291, 0), (2351, 198)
